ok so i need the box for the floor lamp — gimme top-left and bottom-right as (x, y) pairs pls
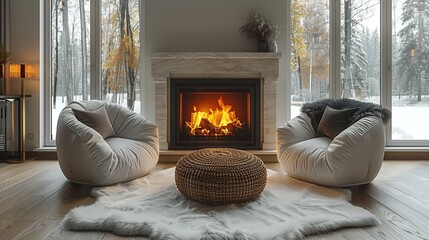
(8, 64), (36, 163)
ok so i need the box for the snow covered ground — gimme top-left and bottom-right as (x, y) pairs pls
(51, 98), (140, 139)
(292, 96), (429, 140)
(50, 96), (428, 142)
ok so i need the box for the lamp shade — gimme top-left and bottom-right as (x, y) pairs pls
(10, 64), (37, 78)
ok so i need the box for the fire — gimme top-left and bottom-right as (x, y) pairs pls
(185, 96), (244, 136)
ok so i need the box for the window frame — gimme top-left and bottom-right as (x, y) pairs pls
(42, 0), (427, 147)
(43, 0), (145, 147)
(383, 0), (428, 147)
(291, 0), (428, 147)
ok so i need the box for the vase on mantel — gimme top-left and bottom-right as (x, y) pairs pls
(269, 41), (278, 53)
(258, 38), (269, 52)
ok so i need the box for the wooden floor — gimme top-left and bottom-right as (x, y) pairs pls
(0, 160), (428, 240)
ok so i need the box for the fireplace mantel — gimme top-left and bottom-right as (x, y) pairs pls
(150, 52), (281, 151)
(151, 52), (281, 79)
(151, 52), (282, 59)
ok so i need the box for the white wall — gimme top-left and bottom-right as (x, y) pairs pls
(9, 0), (40, 151)
(144, 0), (288, 126)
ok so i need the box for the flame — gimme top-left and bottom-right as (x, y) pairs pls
(185, 96), (244, 136)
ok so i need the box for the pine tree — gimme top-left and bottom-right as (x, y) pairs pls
(396, 0), (429, 101)
(350, 26), (369, 99)
(341, 0), (373, 99)
(366, 28), (380, 97)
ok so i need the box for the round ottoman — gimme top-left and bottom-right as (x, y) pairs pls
(175, 148), (267, 204)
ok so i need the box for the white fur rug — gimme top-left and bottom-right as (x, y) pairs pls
(61, 168), (379, 239)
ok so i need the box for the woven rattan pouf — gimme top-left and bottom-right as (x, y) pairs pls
(175, 148), (267, 204)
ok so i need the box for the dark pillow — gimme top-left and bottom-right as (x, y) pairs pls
(316, 106), (359, 139)
(72, 106), (115, 139)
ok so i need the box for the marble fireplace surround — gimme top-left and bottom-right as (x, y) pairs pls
(150, 52), (281, 151)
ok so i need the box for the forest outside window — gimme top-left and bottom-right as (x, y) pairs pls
(391, 0), (429, 141)
(46, 0), (142, 145)
(290, 0), (380, 116)
(45, 0), (429, 147)
(290, 0), (429, 146)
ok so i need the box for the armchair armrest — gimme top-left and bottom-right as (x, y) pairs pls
(277, 113), (316, 159)
(325, 116), (385, 185)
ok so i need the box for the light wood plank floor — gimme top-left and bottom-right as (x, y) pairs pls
(0, 160), (428, 240)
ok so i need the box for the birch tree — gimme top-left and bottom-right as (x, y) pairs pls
(301, 0), (330, 101)
(52, 0), (59, 108)
(61, 0), (74, 104)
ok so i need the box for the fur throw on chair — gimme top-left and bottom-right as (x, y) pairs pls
(301, 98), (392, 131)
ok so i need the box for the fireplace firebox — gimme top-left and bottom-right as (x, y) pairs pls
(170, 78), (261, 150)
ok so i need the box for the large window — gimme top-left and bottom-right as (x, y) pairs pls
(290, 0), (330, 117)
(290, 0), (427, 146)
(340, 0), (380, 103)
(291, 0), (380, 119)
(391, 0), (429, 141)
(44, 1), (428, 147)
(45, 0), (142, 145)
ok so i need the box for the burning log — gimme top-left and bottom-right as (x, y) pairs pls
(227, 123), (235, 133)
(185, 97), (246, 136)
(200, 118), (216, 131)
(227, 122), (245, 134)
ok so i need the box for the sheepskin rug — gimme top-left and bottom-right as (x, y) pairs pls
(61, 168), (379, 239)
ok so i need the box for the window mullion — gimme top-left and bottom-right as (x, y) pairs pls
(139, 0), (146, 115)
(90, 0), (101, 100)
(329, 0), (341, 98)
(285, 0), (292, 121)
(382, 0), (393, 145)
(43, 0), (53, 146)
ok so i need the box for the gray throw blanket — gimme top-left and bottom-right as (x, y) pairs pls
(301, 98), (392, 131)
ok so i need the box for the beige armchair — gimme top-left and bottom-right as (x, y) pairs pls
(56, 100), (159, 186)
(277, 112), (386, 187)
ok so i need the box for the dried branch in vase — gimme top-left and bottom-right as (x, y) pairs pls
(239, 9), (280, 42)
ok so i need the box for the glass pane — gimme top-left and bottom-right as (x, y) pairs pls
(392, 0), (429, 140)
(50, 0), (91, 141)
(290, 0), (330, 118)
(101, 0), (141, 113)
(341, 0), (380, 104)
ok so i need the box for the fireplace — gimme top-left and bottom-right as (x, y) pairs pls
(170, 78), (261, 150)
(151, 52), (281, 151)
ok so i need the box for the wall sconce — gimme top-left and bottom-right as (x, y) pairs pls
(8, 64), (36, 162)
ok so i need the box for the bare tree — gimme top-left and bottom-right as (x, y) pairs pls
(53, 0), (59, 108)
(119, 0), (137, 110)
(291, 0), (308, 101)
(104, 0), (139, 110)
(61, 0), (74, 104)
